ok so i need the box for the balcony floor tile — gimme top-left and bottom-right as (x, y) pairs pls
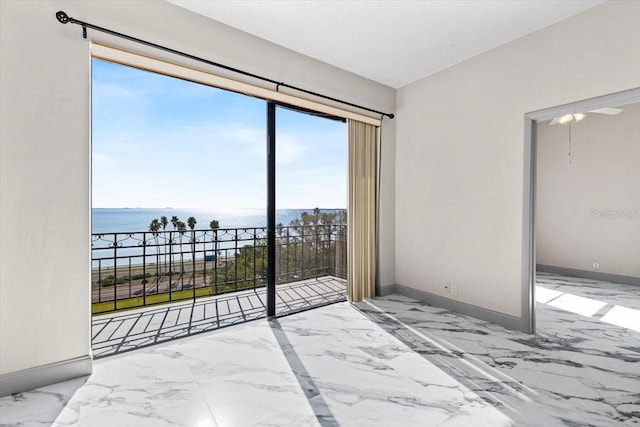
(91, 276), (347, 358)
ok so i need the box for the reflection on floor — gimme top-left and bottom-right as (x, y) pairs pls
(535, 272), (640, 332)
(92, 276), (347, 358)
(1, 274), (638, 426)
(355, 272), (640, 426)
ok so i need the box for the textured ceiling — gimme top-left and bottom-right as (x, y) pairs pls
(169, 0), (605, 88)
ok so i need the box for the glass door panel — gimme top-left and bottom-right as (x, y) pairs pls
(274, 105), (347, 315)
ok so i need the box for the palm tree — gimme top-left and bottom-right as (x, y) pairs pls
(160, 216), (168, 275)
(149, 218), (161, 233)
(187, 217), (197, 294)
(177, 220), (187, 277)
(168, 215), (179, 276)
(209, 219), (220, 292)
(187, 216), (197, 231)
(148, 219), (161, 294)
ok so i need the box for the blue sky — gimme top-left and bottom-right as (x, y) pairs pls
(91, 59), (346, 209)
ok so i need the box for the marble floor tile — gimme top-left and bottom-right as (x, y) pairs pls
(0, 377), (86, 427)
(1, 274), (637, 426)
(52, 350), (219, 427)
(354, 273), (640, 426)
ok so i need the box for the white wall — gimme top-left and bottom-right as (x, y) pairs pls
(537, 102), (640, 278)
(0, 0), (395, 376)
(395, 1), (640, 317)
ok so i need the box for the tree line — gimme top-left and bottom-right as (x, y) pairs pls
(145, 215), (220, 278)
(136, 209), (346, 295)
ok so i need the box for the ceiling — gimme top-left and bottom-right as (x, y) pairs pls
(168, 0), (605, 88)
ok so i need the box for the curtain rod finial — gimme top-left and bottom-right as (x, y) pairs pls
(56, 11), (70, 24)
(387, 113), (395, 119)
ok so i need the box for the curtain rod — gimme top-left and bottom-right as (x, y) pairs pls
(55, 11), (394, 120)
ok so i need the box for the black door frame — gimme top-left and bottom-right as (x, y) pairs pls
(266, 101), (276, 317)
(265, 101), (346, 317)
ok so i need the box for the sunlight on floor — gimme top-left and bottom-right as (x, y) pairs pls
(601, 305), (640, 332)
(546, 293), (607, 317)
(536, 285), (640, 332)
(535, 287), (563, 304)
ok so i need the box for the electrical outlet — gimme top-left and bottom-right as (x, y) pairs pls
(451, 285), (458, 297)
(593, 262), (600, 270)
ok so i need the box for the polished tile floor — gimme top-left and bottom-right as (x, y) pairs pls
(1, 274), (638, 426)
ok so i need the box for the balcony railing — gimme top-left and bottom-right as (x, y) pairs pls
(92, 224), (347, 314)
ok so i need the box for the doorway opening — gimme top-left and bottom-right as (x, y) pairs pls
(524, 87), (640, 334)
(274, 104), (348, 316)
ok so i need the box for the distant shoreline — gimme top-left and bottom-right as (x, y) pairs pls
(92, 207), (346, 234)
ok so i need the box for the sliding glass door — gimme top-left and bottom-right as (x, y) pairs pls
(91, 58), (267, 315)
(272, 105), (348, 315)
(91, 58), (348, 356)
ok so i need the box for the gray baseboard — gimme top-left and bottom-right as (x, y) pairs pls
(377, 284), (396, 297)
(393, 284), (531, 333)
(537, 264), (640, 286)
(0, 355), (92, 397)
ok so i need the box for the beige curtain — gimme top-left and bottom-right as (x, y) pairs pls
(347, 119), (379, 302)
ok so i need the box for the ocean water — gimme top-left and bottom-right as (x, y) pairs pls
(91, 208), (345, 233)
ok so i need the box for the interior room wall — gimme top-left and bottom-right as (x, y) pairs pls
(536, 102), (640, 280)
(0, 0), (395, 380)
(395, 1), (640, 321)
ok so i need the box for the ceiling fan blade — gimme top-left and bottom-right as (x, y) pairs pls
(589, 107), (623, 115)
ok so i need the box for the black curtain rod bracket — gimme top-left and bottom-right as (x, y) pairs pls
(55, 11), (394, 120)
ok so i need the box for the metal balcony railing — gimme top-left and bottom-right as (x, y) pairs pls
(92, 224), (347, 314)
